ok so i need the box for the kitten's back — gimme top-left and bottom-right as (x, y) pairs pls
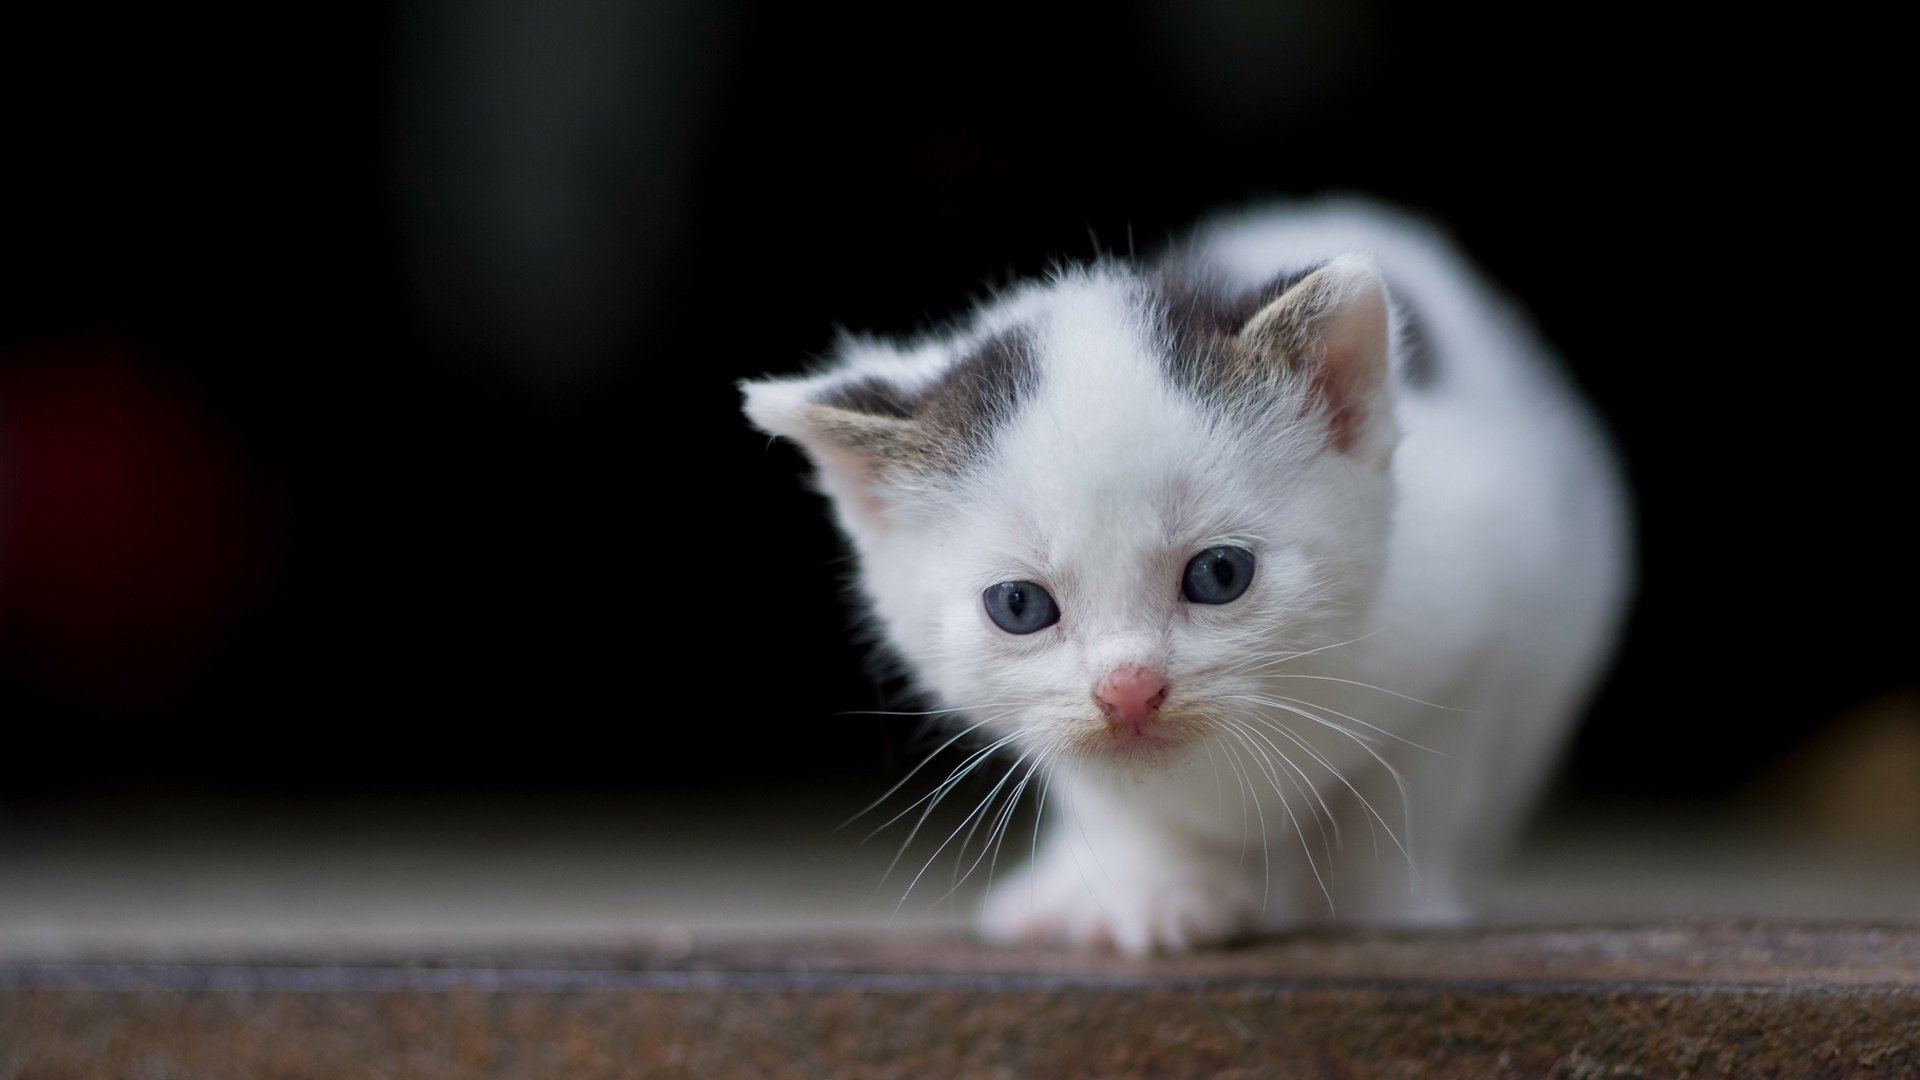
(1199, 200), (1634, 851)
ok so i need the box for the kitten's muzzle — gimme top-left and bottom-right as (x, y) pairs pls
(1094, 664), (1170, 737)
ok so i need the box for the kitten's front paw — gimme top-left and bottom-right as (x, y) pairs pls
(980, 849), (1259, 955)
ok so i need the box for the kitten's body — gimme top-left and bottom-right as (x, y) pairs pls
(745, 200), (1631, 952)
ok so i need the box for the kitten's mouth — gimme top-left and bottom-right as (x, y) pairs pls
(1067, 709), (1203, 761)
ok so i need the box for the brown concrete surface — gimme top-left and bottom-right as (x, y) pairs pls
(3, 924), (1917, 1078)
(4, 791), (1918, 1075)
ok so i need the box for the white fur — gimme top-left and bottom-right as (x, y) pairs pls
(742, 199), (1632, 953)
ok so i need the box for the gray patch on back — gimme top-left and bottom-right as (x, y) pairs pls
(1396, 295), (1438, 389)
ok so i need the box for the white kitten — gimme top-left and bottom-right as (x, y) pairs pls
(742, 199), (1632, 953)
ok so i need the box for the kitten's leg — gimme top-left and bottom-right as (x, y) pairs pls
(979, 792), (1262, 954)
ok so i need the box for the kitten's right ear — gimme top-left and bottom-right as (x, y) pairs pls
(740, 369), (919, 535)
(1238, 255), (1397, 466)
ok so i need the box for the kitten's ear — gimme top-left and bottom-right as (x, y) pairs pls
(1239, 255), (1398, 465)
(740, 367), (918, 536)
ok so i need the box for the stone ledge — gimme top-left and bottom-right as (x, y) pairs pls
(3, 924), (1916, 1078)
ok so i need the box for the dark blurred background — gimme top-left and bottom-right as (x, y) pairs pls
(1, 2), (1910, 811)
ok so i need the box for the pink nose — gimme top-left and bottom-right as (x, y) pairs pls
(1094, 665), (1170, 733)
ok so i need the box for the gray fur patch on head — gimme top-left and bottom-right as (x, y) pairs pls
(817, 375), (916, 420)
(1146, 262), (1324, 406)
(1147, 260), (1435, 403)
(811, 326), (1039, 475)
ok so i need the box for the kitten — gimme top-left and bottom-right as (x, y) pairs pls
(741, 199), (1631, 953)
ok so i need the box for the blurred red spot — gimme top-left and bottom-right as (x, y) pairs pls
(0, 337), (280, 706)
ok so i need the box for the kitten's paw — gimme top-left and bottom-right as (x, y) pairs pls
(980, 854), (1259, 955)
(1113, 872), (1261, 954)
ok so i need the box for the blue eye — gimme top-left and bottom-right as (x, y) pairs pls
(1182, 546), (1256, 604)
(983, 581), (1060, 634)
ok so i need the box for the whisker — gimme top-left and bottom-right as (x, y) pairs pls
(967, 744), (1054, 900)
(1240, 710), (1412, 868)
(1202, 738), (1227, 819)
(1225, 711), (1339, 857)
(927, 749), (1047, 908)
(1216, 727), (1282, 913)
(985, 742), (1055, 898)
(1226, 692), (1445, 755)
(893, 747), (1036, 919)
(1240, 697), (1417, 872)
(1226, 715), (1340, 886)
(1059, 758), (1117, 926)
(1248, 727), (1335, 917)
(857, 718), (1020, 838)
(873, 730), (1024, 888)
(1263, 673), (1475, 713)
(951, 738), (1054, 891)
(1215, 733), (1256, 872)
(1219, 625), (1392, 675)
(840, 717), (998, 831)
(835, 701), (1038, 719)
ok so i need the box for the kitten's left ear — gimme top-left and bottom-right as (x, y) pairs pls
(1239, 255), (1398, 466)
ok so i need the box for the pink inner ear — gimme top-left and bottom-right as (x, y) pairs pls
(1308, 282), (1389, 456)
(1312, 343), (1369, 454)
(809, 441), (895, 533)
(852, 474), (890, 522)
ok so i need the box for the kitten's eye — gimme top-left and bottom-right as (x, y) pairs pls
(1182, 546), (1256, 605)
(982, 581), (1060, 634)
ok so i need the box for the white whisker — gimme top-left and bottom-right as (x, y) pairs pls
(1224, 711), (1339, 856)
(1225, 691), (1443, 755)
(1238, 697), (1417, 870)
(1216, 728), (1283, 912)
(872, 730), (1025, 889)
(1219, 625), (1392, 675)
(1264, 673), (1475, 713)
(893, 747), (1037, 919)
(840, 716), (998, 831)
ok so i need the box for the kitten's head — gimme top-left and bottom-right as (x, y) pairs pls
(743, 256), (1401, 768)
